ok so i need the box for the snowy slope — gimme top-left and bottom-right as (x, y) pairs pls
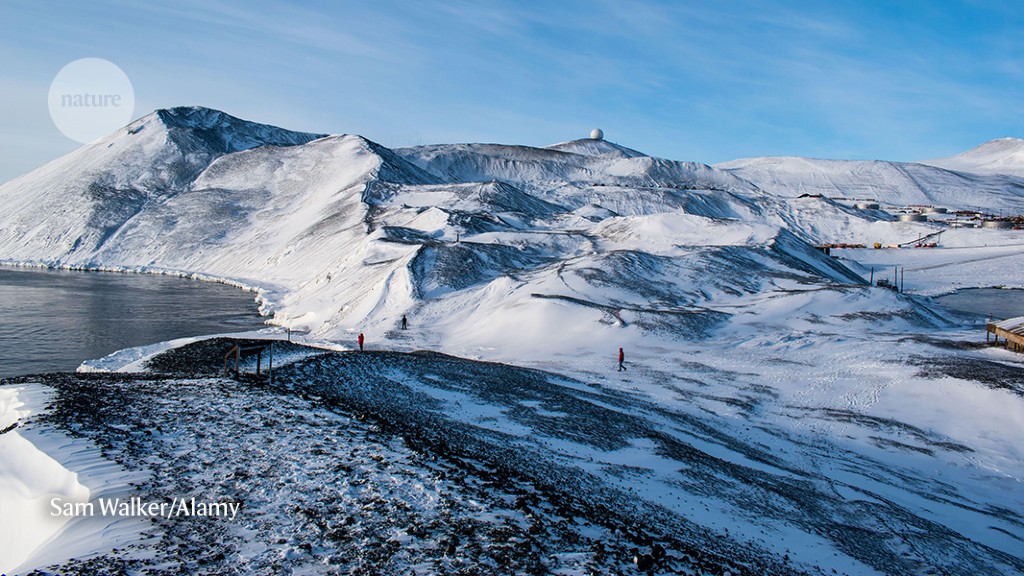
(922, 137), (1024, 177)
(716, 155), (1024, 212)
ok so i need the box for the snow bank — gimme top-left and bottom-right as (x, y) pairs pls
(0, 385), (89, 574)
(0, 383), (160, 574)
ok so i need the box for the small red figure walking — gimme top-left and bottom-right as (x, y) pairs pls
(618, 347), (626, 371)
(358, 333), (365, 351)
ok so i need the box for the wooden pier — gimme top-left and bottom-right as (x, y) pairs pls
(986, 316), (1024, 353)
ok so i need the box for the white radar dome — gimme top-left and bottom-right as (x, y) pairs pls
(589, 128), (604, 140)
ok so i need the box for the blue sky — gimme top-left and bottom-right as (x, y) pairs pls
(2, 0), (1022, 181)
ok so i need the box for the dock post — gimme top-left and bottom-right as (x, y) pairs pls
(224, 345), (241, 376)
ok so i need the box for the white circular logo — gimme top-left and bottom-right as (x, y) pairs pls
(48, 58), (135, 143)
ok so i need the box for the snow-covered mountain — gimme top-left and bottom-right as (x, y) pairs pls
(921, 137), (1024, 178)
(5, 107), (1023, 344)
(716, 154), (1024, 212)
(4, 108), (1024, 576)
(0, 107), (907, 342)
(0, 107), (325, 262)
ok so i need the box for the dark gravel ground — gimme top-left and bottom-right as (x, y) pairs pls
(909, 353), (1024, 396)
(143, 337), (317, 375)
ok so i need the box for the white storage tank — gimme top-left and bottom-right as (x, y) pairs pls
(899, 214), (927, 222)
(982, 220), (1014, 229)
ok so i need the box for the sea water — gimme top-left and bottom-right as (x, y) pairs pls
(0, 267), (267, 377)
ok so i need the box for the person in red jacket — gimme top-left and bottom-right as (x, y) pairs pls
(358, 333), (365, 351)
(618, 347), (626, 371)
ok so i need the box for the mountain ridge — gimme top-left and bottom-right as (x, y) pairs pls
(920, 137), (1024, 177)
(715, 152), (1024, 211)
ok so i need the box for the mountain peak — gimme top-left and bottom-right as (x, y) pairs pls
(139, 106), (327, 154)
(154, 106), (239, 130)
